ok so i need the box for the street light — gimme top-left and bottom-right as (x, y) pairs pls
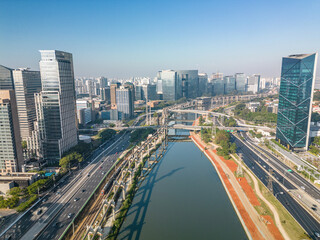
(275, 192), (283, 198)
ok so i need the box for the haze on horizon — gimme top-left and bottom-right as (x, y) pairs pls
(0, 0), (320, 79)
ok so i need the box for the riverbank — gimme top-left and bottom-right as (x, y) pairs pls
(191, 133), (284, 240)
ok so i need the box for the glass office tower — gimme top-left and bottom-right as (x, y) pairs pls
(38, 50), (78, 162)
(13, 68), (41, 140)
(235, 73), (247, 92)
(116, 86), (134, 120)
(159, 70), (180, 101)
(276, 53), (318, 150)
(0, 65), (14, 90)
(176, 70), (199, 99)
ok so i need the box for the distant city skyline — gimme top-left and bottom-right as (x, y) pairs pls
(0, 0), (320, 79)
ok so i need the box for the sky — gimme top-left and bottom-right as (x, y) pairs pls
(0, 0), (320, 79)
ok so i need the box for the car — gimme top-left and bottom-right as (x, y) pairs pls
(37, 209), (42, 215)
(56, 191), (61, 195)
(99, 166), (102, 169)
(87, 174), (90, 177)
(315, 232), (320, 238)
(82, 189), (86, 193)
(68, 213), (72, 218)
(263, 165), (266, 168)
(301, 186), (305, 190)
(55, 222), (61, 228)
(74, 198), (79, 202)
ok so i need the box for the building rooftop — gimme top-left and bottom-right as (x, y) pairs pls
(287, 53), (315, 59)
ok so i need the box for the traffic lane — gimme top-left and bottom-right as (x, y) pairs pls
(36, 138), (131, 239)
(241, 133), (320, 200)
(235, 139), (320, 239)
(234, 137), (296, 190)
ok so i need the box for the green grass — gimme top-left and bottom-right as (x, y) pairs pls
(257, 181), (310, 240)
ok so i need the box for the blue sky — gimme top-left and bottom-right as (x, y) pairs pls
(0, 0), (320, 78)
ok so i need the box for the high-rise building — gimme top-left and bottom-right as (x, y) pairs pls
(276, 53), (318, 150)
(212, 78), (225, 96)
(101, 86), (111, 103)
(176, 70), (199, 99)
(12, 68), (41, 140)
(135, 85), (143, 101)
(158, 70), (180, 101)
(198, 73), (208, 96)
(116, 86), (134, 120)
(36, 50), (78, 162)
(0, 90), (24, 172)
(98, 77), (108, 88)
(247, 75), (260, 94)
(110, 83), (120, 109)
(0, 65), (14, 90)
(142, 84), (158, 101)
(235, 73), (247, 92)
(224, 76), (236, 94)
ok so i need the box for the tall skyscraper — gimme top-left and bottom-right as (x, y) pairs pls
(142, 84), (158, 101)
(276, 53), (318, 150)
(110, 83), (120, 109)
(0, 65), (14, 90)
(158, 70), (180, 101)
(36, 50), (78, 162)
(0, 90), (24, 172)
(235, 73), (247, 92)
(176, 70), (199, 99)
(12, 68), (41, 140)
(247, 75), (260, 94)
(198, 73), (208, 96)
(224, 76), (236, 94)
(116, 86), (134, 120)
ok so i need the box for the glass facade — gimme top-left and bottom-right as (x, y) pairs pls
(224, 76), (236, 94)
(38, 50), (78, 162)
(176, 70), (199, 99)
(13, 69), (41, 140)
(198, 73), (208, 96)
(116, 87), (134, 120)
(235, 73), (247, 92)
(159, 70), (179, 101)
(212, 78), (225, 96)
(276, 53), (318, 150)
(0, 65), (14, 90)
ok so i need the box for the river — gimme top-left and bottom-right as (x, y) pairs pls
(117, 128), (247, 240)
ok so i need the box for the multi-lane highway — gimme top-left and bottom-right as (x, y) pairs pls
(0, 131), (131, 240)
(241, 132), (320, 201)
(233, 134), (320, 239)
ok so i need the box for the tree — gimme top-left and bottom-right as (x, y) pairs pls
(109, 123), (115, 128)
(21, 141), (27, 149)
(8, 187), (21, 196)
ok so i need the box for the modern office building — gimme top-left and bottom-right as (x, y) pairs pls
(224, 76), (236, 94)
(212, 78), (225, 96)
(101, 86), (111, 103)
(0, 65), (14, 90)
(158, 70), (180, 101)
(142, 84), (158, 101)
(176, 70), (199, 99)
(276, 53), (318, 150)
(110, 83), (120, 109)
(116, 86), (134, 120)
(235, 73), (247, 92)
(247, 75), (260, 94)
(198, 73), (208, 96)
(12, 68), (41, 140)
(36, 50), (78, 162)
(135, 85), (143, 101)
(0, 90), (24, 173)
(76, 99), (92, 125)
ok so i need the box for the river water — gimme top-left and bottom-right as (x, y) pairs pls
(117, 128), (247, 240)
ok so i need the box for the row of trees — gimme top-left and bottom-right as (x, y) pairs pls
(215, 130), (237, 159)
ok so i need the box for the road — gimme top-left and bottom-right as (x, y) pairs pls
(241, 132), (320, 201)
(0, 132), (131, 240)
(233, 134), (320, 239)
